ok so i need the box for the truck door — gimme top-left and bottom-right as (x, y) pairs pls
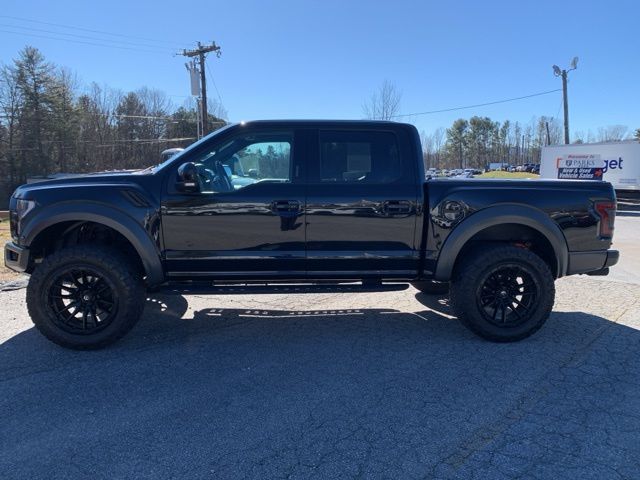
(305, 128), (420, 278)
(161, 128), (307, 279)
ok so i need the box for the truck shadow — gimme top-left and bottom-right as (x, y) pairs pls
(1, 291), (639, 477)
(0, 289), (634, 357)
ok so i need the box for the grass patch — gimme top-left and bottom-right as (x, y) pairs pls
(477, 171), (540, 179)
(0, 219), (21, 283)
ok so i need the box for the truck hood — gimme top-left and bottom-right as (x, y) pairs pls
(12, 169), (151, 198)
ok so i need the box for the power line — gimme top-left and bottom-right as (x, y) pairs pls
(0, 29), (172, 54)
(0, 15), (184, 48)
(1, 113), (176, 122)
(0, 113), (171, 120)
(553, 96), (563, 123)
(0, 23), (174, 53)
(205, 63), (224, 106)
(111, 114), (173, 120)
(4, 137), (198, 152)
(392, 89), (562, 118)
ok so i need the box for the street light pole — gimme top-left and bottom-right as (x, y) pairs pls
(553, 57), (578, 145)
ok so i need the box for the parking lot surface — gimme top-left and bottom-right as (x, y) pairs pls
(1, 216), (639, 479)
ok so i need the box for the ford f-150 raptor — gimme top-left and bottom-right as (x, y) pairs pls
(4, 120), (619, 349)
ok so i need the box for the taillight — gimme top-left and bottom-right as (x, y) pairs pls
(594, 201), (616, 238)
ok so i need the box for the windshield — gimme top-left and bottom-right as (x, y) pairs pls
(143, 124), (235, 173)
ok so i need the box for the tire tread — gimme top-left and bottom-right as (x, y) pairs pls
(26, 245), (145, 349)
(450, 244), (555, 342)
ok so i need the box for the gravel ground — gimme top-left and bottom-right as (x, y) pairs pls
(1, 213), (639, 479)
(1, 275), (639, 479)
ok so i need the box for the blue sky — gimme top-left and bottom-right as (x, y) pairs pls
(1, 0), (638, 137)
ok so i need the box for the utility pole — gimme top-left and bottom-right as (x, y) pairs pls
(182, 41), (221, 135)
(560, 70), (569, 144)
(545, 121), (551, 146)
(553, 57), (578, 145)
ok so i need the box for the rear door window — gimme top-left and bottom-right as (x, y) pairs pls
(318, 131), (401, 184)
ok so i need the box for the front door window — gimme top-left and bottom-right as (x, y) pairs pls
(191, 133), (293, 192)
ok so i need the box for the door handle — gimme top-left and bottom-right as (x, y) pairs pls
(270, 200), (301, 215)
(382, 200), (413, 215)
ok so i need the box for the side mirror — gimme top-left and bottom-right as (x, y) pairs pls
(176, 162), (200, 193)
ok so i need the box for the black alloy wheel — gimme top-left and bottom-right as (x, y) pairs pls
(476, 264), (537, 328)
(27, 245), (145, 349)
(450, 244), (555, 342)
(47, 267), (119, 334)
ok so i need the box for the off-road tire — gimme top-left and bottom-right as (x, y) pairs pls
(26, 245), (145, 350)
(450, 244), (555, 342)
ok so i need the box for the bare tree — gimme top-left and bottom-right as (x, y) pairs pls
(510, 121), (521, 163)
(548, 118), (563, 145)
(433, 127), (445, 168)
(75, 83), (121, 171)
(208, 97), (228, 121)
(596, 125), (629, 142)
(421, 130), (435, 169)
(523, 123), (534, 163)
(362, 80), (401, 120)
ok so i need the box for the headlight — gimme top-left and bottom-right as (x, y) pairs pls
(15, 199), (36, 220)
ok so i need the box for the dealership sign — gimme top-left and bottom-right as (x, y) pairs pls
(542, 143), (636, 191)
(556, 154), (604, 180)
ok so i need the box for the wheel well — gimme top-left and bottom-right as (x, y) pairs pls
(29, 221), (145, 276)
(451, 223), (559, 278)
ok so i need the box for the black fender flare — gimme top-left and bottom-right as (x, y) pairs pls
(22, 203), (164, 287)
(434, 204), (569, 281)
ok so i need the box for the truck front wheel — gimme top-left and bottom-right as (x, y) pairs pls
(26, 246), (145, 349)
(450, 245), (555, 342)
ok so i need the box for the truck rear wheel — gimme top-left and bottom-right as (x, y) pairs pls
(26, 246), (145, 350)
(450, 245), (555, 342)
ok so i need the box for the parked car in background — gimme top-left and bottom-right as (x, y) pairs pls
(488, 162), (509, 171)
(160, 148), (184, 163)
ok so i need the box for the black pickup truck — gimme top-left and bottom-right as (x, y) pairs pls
(4, 120), (619, 349)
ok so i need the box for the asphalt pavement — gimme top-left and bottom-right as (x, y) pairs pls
(606, 193), (640, 285)
(1, 217), (639, 479)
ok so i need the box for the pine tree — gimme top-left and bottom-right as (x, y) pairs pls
(14, 46), (56, 178)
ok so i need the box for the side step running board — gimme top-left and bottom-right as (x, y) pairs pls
(159, 282), (410, 295)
